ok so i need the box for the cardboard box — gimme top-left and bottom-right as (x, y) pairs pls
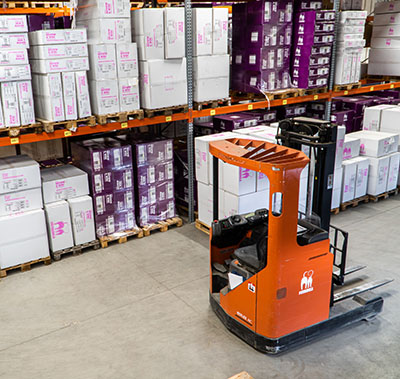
(68, 195), (96, 245)
(256, 172), (270, 192)
(164, 8), (185, 59)
(75, 0), (131, 20)
(44, 200), (74, 252)
(17, 80), (35, 125)
(351, 130), (399, 157)
(0, 33), (29, 49)
(29, 43), (88, 59)
(213, 7), (228, 55)
(1, 81), (20, 127)
(335, 125), (346, 169)
(41, 165), (89, 204)
(139, 58), (187, 109)
(0, 15), (28, 33)
(368, 62), (400, 76)
(118, 77), (140, 112)
(93, 189), (134, 216)
(89, 79), (120, 115)
(77, 18), (131, 44)
(0, 155), (40, 194)
(341, 160), (357, 203)
(0, 64), (31, 82)
(20, 139), (63, 161)
(135, 139), (173, 166)
(195, 132), (239, 184)
(87, 44), (117, 80)
(343, 136), (360, 160)
(116, 42), (138, 78)
(367, 156), (390, 195)
(75, 71), (92, 118)
(96, 209), (136, 236)
(224, 190), (269, 217)
(131, 9), (164, 60)
(30, 57), (90, 74)
(331, 167), (343, 209)
(89, 168), (133, 194)
(29, 29), (87, 45)
(387, 152), (400, 191)
(351, 156), (369, 198)
(0, 187), (42, 216)
(222, 163), (256, 196)
(375, 1), (400, 14)
(0, 48), (28, 66)
(193, 55), (229, 102)
(0, 209), (49, 269)
(363, 104), (395, 131)
(197, 181), (224, 226)
(193, 8), (213, 56)
(31, 73), (65, 122)
(371, 37), (400, 49)
(380, 106), (400, 135)
(372, 25), (400, 38)
(62, 72), (77, 121)
(374, 12), (400, 26)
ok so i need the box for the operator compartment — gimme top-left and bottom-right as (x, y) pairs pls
(211, 208), (328, 294)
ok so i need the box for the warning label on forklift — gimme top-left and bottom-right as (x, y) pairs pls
(299, 270), (314, 295)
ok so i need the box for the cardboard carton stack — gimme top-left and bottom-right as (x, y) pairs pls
(0, 15), (35, 129)
(71, 139), (136, 238)
(291, 9), (335, 89)
(134, 139), (175, 226)
(192, 8), (230, 102)
(29, 29), (91, 122)
(76, 0), (139, 116)
(131, 8), (187, 110)
(369, 1), (400, 76)
(335, 11), (366, 85)
(0, 155), (50, 269)
(231, 0), (294, 93)
(41, 165), (95, 251)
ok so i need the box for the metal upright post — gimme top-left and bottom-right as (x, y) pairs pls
(185, 0), (195, 223)
(324, 0), (341, 121)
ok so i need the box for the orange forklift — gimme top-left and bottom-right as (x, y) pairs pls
(209, 117), (391, 354)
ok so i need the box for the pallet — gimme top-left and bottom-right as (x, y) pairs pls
(369, 192), (389, 203)
(4, 1), (29, 8)
(37, 116), (96, 133)
(193, 97), (231, 111)
(228, 372), (254, 379)
(333, 82), (362, 91)
(144, 105), (188, 118)
(30, 1), (63, 8)
(366, 75), (400, 83)
(300, 86), (329, 96)
(0, 256), (51, 278)
(51, 239), (100, 261)
(95, 109), (144, 125)
(130, 1), (144, 7)
(195, 219), (210, 235)
(0, 122), (43, 138)
(331, 207), (340, 215)
(340, 195), (369, 212)
(176, 203), (198, 219)
(231, 88), (301, 102)
(142, 217), (183, 237)
(99, 227), (143, 248)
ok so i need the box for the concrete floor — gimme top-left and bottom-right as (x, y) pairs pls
(0, 198), (399, 379)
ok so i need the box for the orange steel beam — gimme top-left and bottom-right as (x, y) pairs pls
(0, 6), (71, 16)
(1, 81), (400, 147)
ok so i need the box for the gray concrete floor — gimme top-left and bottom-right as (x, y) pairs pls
(0, 198), (399, 379)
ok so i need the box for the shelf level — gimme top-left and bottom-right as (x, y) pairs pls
(0, 6), (71, 15)
(0, 81), (399, 147)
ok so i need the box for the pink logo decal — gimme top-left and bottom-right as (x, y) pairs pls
(51, 221), (67, 238)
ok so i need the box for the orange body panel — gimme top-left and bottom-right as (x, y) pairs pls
(209, 139), (334, 338)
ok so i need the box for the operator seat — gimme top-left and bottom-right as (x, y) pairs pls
(233, 224), (268, 271)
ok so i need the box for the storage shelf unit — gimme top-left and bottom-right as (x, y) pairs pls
(0, 6), (71, 16)
(1, 81), (399, 147)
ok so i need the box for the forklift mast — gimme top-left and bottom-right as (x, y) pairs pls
(276, 117), (337, 232)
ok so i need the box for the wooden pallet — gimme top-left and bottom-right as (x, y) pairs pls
(195, 219), (210, 235)
(193, 97), (231, 111)
(369, 192), (389, 203)
(144, 105), (188, 118)
(333, 82), (362, 91)
(37, 116), (96, 133)
(30, 1), (63, 8)
(99, 227), (143, 248)
(176, 203), (198, 219)
(366, 75), (400, 83)
(300, 86), (328, 96)
(0, 256), (51, 278)
(331, 207), (340, 215)
(4, 1), (29, 8)
(0, 122), (43, 138)
(95, 109), (144, 125)
(51, 239), (100, 261)
(231, 88), (301, 102)
(142, 217), (183, 237)
(340, 195), (369, 212)
(229, 372), (254, 379)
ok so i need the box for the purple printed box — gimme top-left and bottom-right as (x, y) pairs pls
(93, 189), (134, 216)
(316, 10), (335, 21)
(27, 15), (55, 32)
(292, 75), (328, 89)
(247, 0), (279, 25)
(331, 110), (355, 133)
(292, 53), (330, 68)
(246, 24), (290, 48)
(89, 168), (133, 195)
(95, 209), (136, 237)
(295, 0), (323, 11)
(293, 44), (332, 57)
(293, 31), (334, 46)
(135, 139), (173, 166)
(137, 161), (174, 186)
(244, 48), (276, 71)
(277, 0), (293, 24)
(353, 116), (363, 132)
(242, 109), (277, 122)
(138, 180), (174, 207)
(139, 199), (176, 226)
(282, 103), (307, 117)
(340, 98), (375, 116)
(213, 113), (259, 131)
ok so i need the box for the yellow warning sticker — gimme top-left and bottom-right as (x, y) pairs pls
(248, 104), (253, 110)
(64, 131), (72, 137)
(10, 137), (19, 144)
(165, 116), (172, 122)
(121, 122), (128, 128)
(210, 109), (216, 116)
